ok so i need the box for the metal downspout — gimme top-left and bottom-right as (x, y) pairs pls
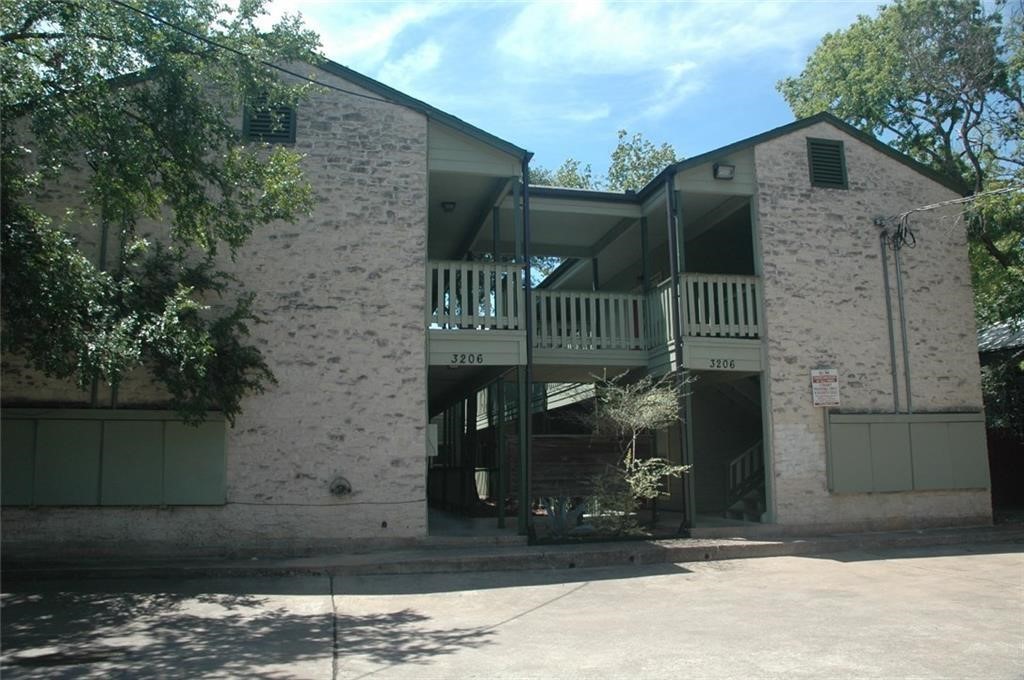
(520, 158), (534, 536)
(665, 174), (694, 530)
(893, 246), (913, 413)
(879, 231), (901, 413)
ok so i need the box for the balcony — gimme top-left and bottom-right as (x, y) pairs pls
(426, 260), (763, 371)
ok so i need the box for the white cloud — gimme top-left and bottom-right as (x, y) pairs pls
(643, 62), (703, 119)
(376, 40), (444, 92)
(261, 1), (455, 70)
(489, 1), (875, 122)
(559, 105), (611, 123)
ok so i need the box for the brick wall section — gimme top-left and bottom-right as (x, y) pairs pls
(2, 69), (430, 555)
(755, 121), (990, 528)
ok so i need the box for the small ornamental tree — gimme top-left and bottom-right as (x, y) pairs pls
(585, 372), (691, 532)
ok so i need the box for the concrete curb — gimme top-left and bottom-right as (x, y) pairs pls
(4, 524), (1023, 582)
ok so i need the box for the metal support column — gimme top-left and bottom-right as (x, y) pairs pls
(518, 158), (534, 537)
(496, 376), (506, 529)
(666, 176), (695, 530)
(492, 206), (500, 261)
(517, 365), (529, 534)
(640, 216), (650, 293)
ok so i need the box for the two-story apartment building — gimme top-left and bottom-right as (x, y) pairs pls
(1, 60), (991, 557)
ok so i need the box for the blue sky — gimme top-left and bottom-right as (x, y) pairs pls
(264, 1), (882, 178)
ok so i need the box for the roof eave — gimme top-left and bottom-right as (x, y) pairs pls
(316, 59), (530, 162)
(636, 112), (969, 200)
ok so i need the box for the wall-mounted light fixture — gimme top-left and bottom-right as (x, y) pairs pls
(441, 201), (457, 213)
(713, 163), (735, 180)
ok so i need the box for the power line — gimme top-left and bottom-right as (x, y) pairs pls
(99, 0), (400, 107)
(879, 184), (1022, 250)
(894, 185), (1022, 220)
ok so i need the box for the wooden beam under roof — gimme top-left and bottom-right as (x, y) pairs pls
(494, 241), (593, 258)
(684, 195), (749, 242)
(590, 217), (637, 258)
(456, 177), (514, 258)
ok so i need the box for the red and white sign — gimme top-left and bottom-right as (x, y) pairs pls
(811, 368), (840, 407)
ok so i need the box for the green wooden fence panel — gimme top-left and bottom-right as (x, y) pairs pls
(948, 421), (990, 489)
(829, 423), (872, 492)
(34, 420), (102, 505)
(101, 421), (164, 505)
(2, 412), (226, 507)
(163, 421), (226, 504)
(909, 423), (954, 490)
(1, 420), (35, 505)
(828, 413), (988, 494)
(868, 423), (913, 492)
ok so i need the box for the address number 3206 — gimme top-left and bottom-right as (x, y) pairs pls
(709, 358), (736, 369)
(450, 353), (484, 365)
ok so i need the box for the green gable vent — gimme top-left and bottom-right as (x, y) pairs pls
(244, 96), (296, 144)
(807, 138), (848, 189)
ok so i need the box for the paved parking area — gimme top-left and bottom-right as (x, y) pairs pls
(2, 543), (1022, 679)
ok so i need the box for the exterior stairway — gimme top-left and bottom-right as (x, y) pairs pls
(724, 440), (765, 522)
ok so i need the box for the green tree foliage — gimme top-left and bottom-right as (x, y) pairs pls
(529, 130), (679, 192)
(606, 129), (679, 192)
(1, 0), (321, 423)
(530, 158), (596, 189)
(777, 0), (1023, 328)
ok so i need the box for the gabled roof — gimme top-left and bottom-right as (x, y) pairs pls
(636, 112), (969, 201)
(310, 63), (965, 200)
(316, 60), (530, 162)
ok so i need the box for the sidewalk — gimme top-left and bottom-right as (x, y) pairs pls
(5, 522), (1023, 581)
(3, 540), (1022, 679)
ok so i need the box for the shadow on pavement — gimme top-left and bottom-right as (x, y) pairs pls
(0, 577), (498, 678)
(331, 562), (693, 595)
(806, 541), (1024, 563)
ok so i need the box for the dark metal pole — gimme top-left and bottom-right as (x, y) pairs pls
(665, 175), (694, 530)
(879, 232), (900, 413)
(640, 216), (650, 293)
(492, 206), (500, 261)
(496, 376), (506, 529)
(520, 158), (534, 537)
(893, 246), (913, 413)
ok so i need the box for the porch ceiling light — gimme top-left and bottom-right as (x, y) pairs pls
(713, 163), (736, 180)
(441, 201), (457, 213)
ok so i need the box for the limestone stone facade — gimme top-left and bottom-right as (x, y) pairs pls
(1, 66), (991, 556)
(754, 121), (990, 529)
(2, 68), (431, 556)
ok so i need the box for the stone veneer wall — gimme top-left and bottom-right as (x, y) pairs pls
(755, 121), (990, 529)
(1, 67), (430, 556)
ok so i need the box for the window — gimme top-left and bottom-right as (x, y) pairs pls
(806, 138), (848, 189)
(243, 95), (296, 144)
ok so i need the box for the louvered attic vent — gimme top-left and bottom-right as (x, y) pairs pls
(807, 138), (848, 189)
(244, 96), (296, 144)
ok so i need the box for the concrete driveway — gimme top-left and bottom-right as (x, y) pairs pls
(2, 543), (1022, 679)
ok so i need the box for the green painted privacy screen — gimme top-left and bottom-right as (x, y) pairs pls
(1, 410), (225, 506)
(827, 412), (989, 493)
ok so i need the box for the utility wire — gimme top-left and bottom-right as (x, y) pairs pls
(880, 185), (1022, 251)
(99, 0), (401, 107)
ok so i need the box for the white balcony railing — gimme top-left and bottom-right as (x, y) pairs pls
(427, 260), (525, 330)
(649, 274), (762, 342)
(428, 261), (761, 347)
(534, 291), (646, 350)
(682, 273), (761, 338)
